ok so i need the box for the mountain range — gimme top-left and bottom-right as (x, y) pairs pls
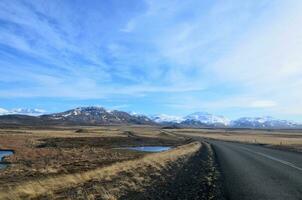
(151, 112), (302, 129)
(0, 107), (153, 126)
(0, 106), (301, 129)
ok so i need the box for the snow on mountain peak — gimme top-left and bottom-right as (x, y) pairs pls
(185, 112), (231, 126)
(0, 108), (9, 115)
(0, 108), (45, 116)
(151, 112), (231, 126)
(231, 116), (299, 128)
(150, 114), (184, 123)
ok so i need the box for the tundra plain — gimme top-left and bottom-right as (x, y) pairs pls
(1, 125), (302, 199)
(0, 125), (222, 200)
(171, 128), (302, 152)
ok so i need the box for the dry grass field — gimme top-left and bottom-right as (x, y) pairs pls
(0, 125), (198, 199)
(0, 142), (201, 199)
(169, 128), (302, 152)
(3, 125), (300, 199)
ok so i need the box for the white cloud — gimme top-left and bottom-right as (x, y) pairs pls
(249, 100), (277, 108)
(1, 0), (302, 118)
(205, 0), (302, 115)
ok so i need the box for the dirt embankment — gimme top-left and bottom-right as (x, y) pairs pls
(122, 142), (225, 200)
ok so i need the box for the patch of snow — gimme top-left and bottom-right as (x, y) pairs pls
(230, 116), (300, 128)
(151, 114), (184, 123)
(0, 108), (45, 116)
(185, 112), (230, 126)
(63, 113), (72, 117)
(0, 108), (9, 115)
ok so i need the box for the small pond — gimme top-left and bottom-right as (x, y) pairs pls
(123, 146), (172, 152)
(0, 150), (14, 169)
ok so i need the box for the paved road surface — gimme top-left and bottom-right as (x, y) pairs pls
(205, 139), (302, 200)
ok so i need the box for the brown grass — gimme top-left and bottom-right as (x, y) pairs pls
(0, 138), (143, 187)
(170, 128), (302, 151)
(0, 142), (201, 200)
(0, 125), (188, 188)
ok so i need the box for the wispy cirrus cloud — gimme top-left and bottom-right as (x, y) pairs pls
(1, 0), (302, 120)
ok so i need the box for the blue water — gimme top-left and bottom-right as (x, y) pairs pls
(125, 146), (171, 152)
(0, 150), (14, 169)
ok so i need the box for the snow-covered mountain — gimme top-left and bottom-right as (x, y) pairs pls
(0, 108), (45, 116)
(150, 112), (231, 127)
(151, 112), (301, 129)
(0, 108), (8, 115)
(231, 116), (301, 129)
(150, 114), (184, 123)
(40, 106), (153, 125)
(184, 112), (231, 126)
(11, 108), (45, 116)
(151, 112), (230, 126)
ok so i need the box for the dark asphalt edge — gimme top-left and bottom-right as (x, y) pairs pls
(204, 141), (228, 200)
(170, 133), (228, 199)
(208, 141), (230, 200)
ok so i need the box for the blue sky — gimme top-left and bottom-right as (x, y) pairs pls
(1, 0), (302, 121)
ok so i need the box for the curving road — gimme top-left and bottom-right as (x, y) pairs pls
(205, 139), (302, 200)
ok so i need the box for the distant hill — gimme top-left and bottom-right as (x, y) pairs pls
(230, 117), (302, 129)
(0, 108), (45, 116)
(151, 112), (230, 128)
(0, 107), (154, 126)
(151, 113), (302, 129)
(150, 114), (184, 123)
(184, 112), (230, 127)
(0, 114), (44, 126)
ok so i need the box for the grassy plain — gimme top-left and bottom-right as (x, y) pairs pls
(2, 125), (300, 199)
(170, 128), (302, 152)
(0, 125), (196, 199)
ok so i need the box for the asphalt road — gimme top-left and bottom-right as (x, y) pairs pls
(205, 139), (302, 200)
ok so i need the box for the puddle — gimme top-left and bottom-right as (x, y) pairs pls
(0, 150), (14, 169)
(123, 146), (172, 152)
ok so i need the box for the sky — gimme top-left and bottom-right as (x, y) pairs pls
(1, 0), (302, 121)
